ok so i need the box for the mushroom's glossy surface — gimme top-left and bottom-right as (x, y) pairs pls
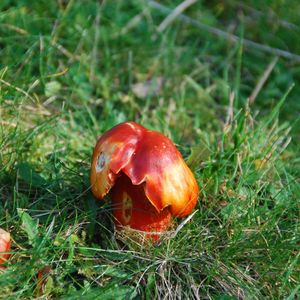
(90, 122), (199, 239)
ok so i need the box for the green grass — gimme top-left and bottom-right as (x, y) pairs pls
(0, 0), (299, 299)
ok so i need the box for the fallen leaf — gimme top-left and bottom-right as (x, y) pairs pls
(132, 77), (164, 98)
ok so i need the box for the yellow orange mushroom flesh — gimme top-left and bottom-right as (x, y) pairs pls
(0, 228), (11, 268)
(90, 122), (199, 240)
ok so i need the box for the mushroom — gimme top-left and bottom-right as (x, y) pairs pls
(0, 228), (11, 267)
(90, 122), (199, 240)
(36, 266), (52, 296)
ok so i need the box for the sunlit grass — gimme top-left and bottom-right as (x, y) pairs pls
(0, 1), (299, 298)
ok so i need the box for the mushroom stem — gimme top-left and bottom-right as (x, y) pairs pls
(112, 174), (172, 240)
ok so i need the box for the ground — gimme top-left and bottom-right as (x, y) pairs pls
(0, 1), (299, 299)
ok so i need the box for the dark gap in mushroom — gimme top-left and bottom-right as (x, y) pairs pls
(111, 172), (172, 239)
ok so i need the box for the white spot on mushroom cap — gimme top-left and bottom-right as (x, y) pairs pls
(96, 152), (106, 173)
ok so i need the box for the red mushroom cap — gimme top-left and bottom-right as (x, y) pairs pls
(0, 228), (11, 266)
(91, 122), (199, 217)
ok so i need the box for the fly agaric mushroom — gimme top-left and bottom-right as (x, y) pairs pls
(0, 228), (11, 267)
(90, 122), (199, 240)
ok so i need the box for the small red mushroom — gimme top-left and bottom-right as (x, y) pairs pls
(90, 122), (199, 240)
(36, 266), (52, 296)
(0, 228), (11, 267)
